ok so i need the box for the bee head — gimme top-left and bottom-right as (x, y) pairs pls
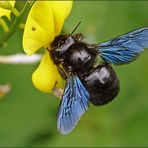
(50, 34), (75, 64)
(51, 35), (74, 56)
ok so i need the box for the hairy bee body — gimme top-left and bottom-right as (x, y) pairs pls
(50, 33), (119, 106)
(49, 27), (148, 135)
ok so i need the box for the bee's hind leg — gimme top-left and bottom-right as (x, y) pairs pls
(57, 66), (67, 80)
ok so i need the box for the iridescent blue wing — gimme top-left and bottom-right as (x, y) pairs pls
(57, 76), (90, 135)
(97, 27), (148, 65)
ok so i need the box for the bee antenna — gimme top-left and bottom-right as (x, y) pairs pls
(70, 21), (81, 35)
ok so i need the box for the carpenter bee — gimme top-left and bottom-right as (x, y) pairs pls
(50, 23), (148, 135)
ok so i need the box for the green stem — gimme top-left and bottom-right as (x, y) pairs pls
(7, 1), (20, 17)
(0, 1), (35, 47)
(0, 18), (9, 32)
(11, 6), (20, 17)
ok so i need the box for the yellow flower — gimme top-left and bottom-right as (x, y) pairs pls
(23, 1), (73, 93)
(0, 1), (15, 20)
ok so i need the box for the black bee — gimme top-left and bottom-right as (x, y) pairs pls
(50, 23), (148, 135)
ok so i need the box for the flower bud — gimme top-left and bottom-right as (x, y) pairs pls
(0, 1), (13, 10)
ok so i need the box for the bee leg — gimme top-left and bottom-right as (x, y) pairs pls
(100, 60), (110, 65)
(52, 87), (63, 99)
(57, 66), (67, 80)
(52, 81), (63, 99)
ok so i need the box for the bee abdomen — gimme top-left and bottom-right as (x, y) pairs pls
(82, 64), (120, 106)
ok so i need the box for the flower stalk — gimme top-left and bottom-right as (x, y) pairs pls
(10, 5), (19, 17)
(0, 1), (35, 47)
(0, 17), (9, 32)
(0, 1), (20, 16)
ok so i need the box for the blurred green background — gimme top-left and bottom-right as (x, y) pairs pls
(0, 1), (148, 147)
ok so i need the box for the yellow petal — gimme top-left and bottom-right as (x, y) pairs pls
(0, 1), (15, 20)
(23, 1), (54, 55)
(32, 51), (63, 93)
(51, 1), (73, 36)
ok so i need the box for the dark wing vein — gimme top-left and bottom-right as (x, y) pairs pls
(57, 76), (90, 135)
(97, 27), (148, 64)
